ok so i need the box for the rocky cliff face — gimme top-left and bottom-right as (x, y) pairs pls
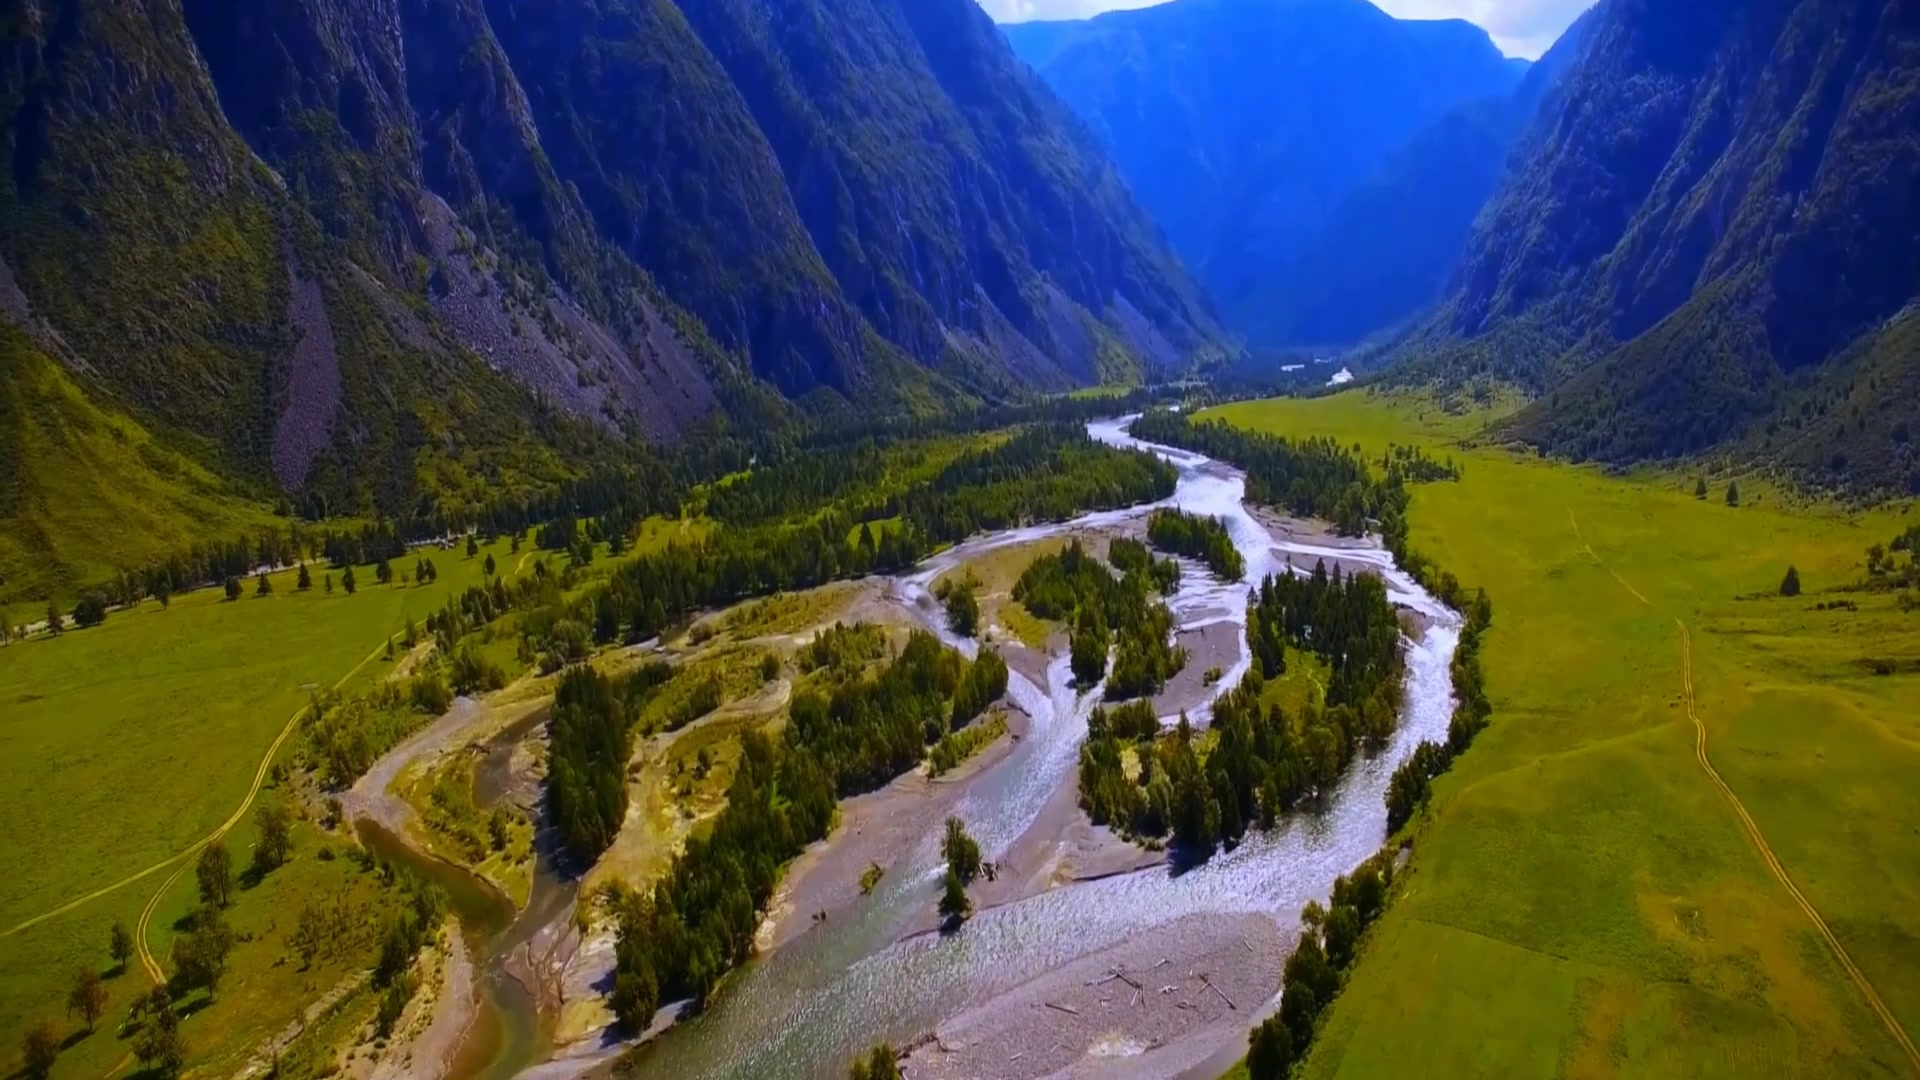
(1411, 0), (1920, 490)
(0, 0), (1226, 516)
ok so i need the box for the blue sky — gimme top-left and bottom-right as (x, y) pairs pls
(977, 0), (1595, 59)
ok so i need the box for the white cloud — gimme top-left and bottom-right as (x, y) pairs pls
(978, 0), (1595, 59)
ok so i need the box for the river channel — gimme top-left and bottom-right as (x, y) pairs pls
(605, 416), (1464, 1079)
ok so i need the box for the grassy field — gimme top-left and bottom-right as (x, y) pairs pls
(0, 517), (700, 1074)
(1203, 393), (1920, 1080)
(0, 330), (280, 620)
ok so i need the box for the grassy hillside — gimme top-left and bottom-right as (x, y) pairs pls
(0, 328), (277, 618)
(1206, 392), (1919, 1079)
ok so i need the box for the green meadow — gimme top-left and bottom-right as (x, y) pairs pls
(1204, 393), (1920, 1080)
(0, 518), (698, 1073)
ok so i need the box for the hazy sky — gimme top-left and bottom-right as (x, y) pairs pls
(977, 0), (1594, 59)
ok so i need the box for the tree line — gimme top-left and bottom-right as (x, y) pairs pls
(1127, 410), (1391, 536)
(1385, 587), (1493, 832)
(1246, 851), (1399, 1078)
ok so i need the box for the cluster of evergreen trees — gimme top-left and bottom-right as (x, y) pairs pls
(1078, 564), (1404, 854)
(1147, 509), (1246, 580)
(546, 664), (678, 864)
(788, 630), (1005, 796)
(1246, 852), (1397, 1078)
(610, 731), (837, 1028)
(547, 669), (638, 865)
(1107, 536), (1182, 594)
(1867, 526), (1920, 590)
(701, 440), (895, 525)
(1013, 540), (1185, 698)
(1248, 562), (1402, 714)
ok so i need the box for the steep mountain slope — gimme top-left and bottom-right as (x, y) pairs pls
(1406, 0), (1920, 492)
(1004, 0), (1523, 341)
(0, 0), (1226, 584)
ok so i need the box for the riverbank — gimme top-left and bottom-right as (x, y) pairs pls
(900, 912), (1287, 1080)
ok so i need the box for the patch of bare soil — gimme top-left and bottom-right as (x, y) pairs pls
(1154, 622), (1241, 719)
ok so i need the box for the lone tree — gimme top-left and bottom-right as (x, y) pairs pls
(172, 909), (235, 998)
(1781, 566), (1803, 597)
(110, 921), (135, 972)
(324, 572), (334, 594)
(1694, 477), (1708, 499)
(224, 576), (242, 602)
(297, 563), (313, 591)
(256, 571), (273, 597)
(22, 1018), (60, 1079)
(938, 868), (971, 924)
(45, 603), (64, 635)
(484, 553), (497, 577)
(1725, 480), (1741, 507)
(254, 799), (294, 872)
(196, 840), (233, 908)
(941, 817), (982, 885)
(467, 534), (479, 558)
(342, 565), (358, 595)
(68, 966), (107, 1032)
(72, 593), (108, 628)
(847, 1045), (903, 1080)
(375, 558), (394, 586)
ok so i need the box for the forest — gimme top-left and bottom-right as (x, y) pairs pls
(1078, 563), (1404, 853)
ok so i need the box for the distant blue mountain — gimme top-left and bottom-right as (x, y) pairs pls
(1006, 0), (1527, 347)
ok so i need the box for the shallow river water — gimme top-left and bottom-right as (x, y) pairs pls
(609, 417), (1464, 1080)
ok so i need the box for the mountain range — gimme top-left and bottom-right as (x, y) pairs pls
(1403, 0), (1920, 492)
(1003, 0), (1531, 348)
(0, 0), (1226, 580)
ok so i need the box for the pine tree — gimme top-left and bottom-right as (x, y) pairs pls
(297, 563), (313, 591)
(324, 572), (334, 594)
(466, 534), (479, 558)
(224, 576), (242, 601)
(1780, 566), (1802, 597)
(1694, 477), (1708, 499)
(255, 571), (273, 597)
(1725, 481), (1741, 507)
(484, 553), (497, 577)
(375, 559), (393, 586)
(342, 566), (358, 595)
(938, 867), (971, 924)
(45, 602), (64, 635)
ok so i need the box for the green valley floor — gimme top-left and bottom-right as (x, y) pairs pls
(1205, 393), (1920, 1080)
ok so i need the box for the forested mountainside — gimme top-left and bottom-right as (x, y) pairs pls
(1004, 0), (1524, 345)
(0, 0), (1226, 530)
(1401, 0), (1920, 493)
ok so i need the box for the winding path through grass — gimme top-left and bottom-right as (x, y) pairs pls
(1570, 510), (1920, 1075)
